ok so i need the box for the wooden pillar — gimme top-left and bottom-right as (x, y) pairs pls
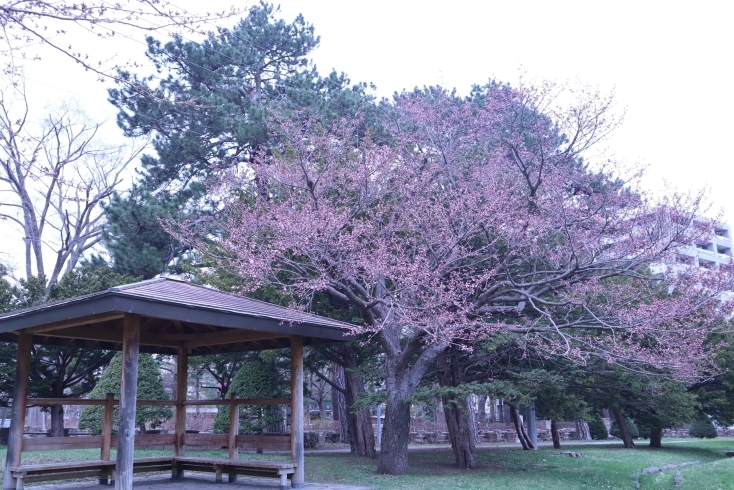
(172, 346), (187, 479)
(3, 332), (32, 490)
(115, 314), (140, 490)
(100, 393), (115, 484)
(227, 393), (239, 482)
(174, 347), (187, 457)
(290, 336), (305, 488)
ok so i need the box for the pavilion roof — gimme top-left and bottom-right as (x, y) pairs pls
(0, 278), (354, 355)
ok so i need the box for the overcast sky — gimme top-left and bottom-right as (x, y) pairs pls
(4, 0), (734, 274)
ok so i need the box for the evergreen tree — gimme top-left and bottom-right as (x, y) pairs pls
(690, 332), (734, 426)
(79, 352), (172, 434)
(104, 2), (374, 276)
(213, 354), (288, 434)
(588, 413), (609, 440)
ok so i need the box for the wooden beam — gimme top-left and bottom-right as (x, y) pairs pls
(28, 398), (108, 406)
(115, 314), (140, 490)
(3, 331), (32, 490)
(47, 324), (181, 348)
(25, 313), (125, 334)
(181, 398), (290, 406)
(182, 329), (287, 348)
(290, 335), (305, 488)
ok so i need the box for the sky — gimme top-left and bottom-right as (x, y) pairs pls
(2, 0), (733, 276)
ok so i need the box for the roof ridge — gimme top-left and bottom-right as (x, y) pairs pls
(148, 277), (303, 310)
(109, 277), (167, 292)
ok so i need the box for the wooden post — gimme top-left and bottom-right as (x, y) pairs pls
(3, 332), (32, 490)
(100, 393), (115, 484)
(115, 314), (140, 490)
(290, 336), (305, 488)
(227, 393), (239, 482)
(172, 346), (187, 479)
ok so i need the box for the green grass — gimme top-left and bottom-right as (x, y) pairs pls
(300, 439), (734, 490)
(1, 439), (733, 489)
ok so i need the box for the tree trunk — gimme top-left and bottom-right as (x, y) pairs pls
(575, 419), (591, 441)
(612, 408), (635, 448)
(476, 395), (486, 428)
(49, 405), (64, 437)
(377, 387), (412, 474)
(551, 418), (561, 449)
(138, 423), (146, 435)
(509, 404), (534, 450)
(318, 399), (326, 421)
(649, 426), (663, 448)
(331, 362), (349, 444)
(376, 338), (444, 475)
(436, 350), (476, 469)
(340, 348), (375, 458)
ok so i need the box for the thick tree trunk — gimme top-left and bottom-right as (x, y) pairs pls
(649, 426), (663, 448)
(49, 405), (64, 437)
(376, 335), (444, 474)
(436, 350), (475, 469)
(551, 418), (561, 449)
(612, 408), (635, 448)
(377, 388), (412, 474)
(509, 404), (534, 450)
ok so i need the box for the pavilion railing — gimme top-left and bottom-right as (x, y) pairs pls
(21, 395), (292, 458)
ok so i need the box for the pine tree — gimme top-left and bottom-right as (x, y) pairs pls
(104, 2), (373, 276)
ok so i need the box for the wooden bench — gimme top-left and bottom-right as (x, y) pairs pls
(9, 457), (173, 489)
(10, 456), (296, 489)
(174, 456), (297, 489)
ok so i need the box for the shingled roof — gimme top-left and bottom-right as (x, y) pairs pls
(0, 278), (354, 355)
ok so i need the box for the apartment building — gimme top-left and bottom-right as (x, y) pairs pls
(677, 223), (733, 268)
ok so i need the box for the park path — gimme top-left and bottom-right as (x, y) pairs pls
(31, 474), (373, 490)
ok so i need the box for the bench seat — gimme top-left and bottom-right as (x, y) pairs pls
(9, 457), (173, 490)
(174, 456), (296, 488)
(10, 456), (296, 489)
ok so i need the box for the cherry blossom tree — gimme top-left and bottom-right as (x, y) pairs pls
(173, 81), (732, 474)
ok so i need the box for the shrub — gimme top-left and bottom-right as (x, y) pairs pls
(610, 413), (639, 439)
(688, 419), (718, 439)
(588, 413), (609, 440)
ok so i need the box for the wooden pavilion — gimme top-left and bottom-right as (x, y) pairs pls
(0, 278), (353, 490)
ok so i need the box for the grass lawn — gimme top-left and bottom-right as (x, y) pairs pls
(1, 439), (733, 489)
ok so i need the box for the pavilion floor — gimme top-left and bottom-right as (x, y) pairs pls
(23, 474), (373, 490)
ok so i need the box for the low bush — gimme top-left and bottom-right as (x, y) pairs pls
(688, 419), (717, 439)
